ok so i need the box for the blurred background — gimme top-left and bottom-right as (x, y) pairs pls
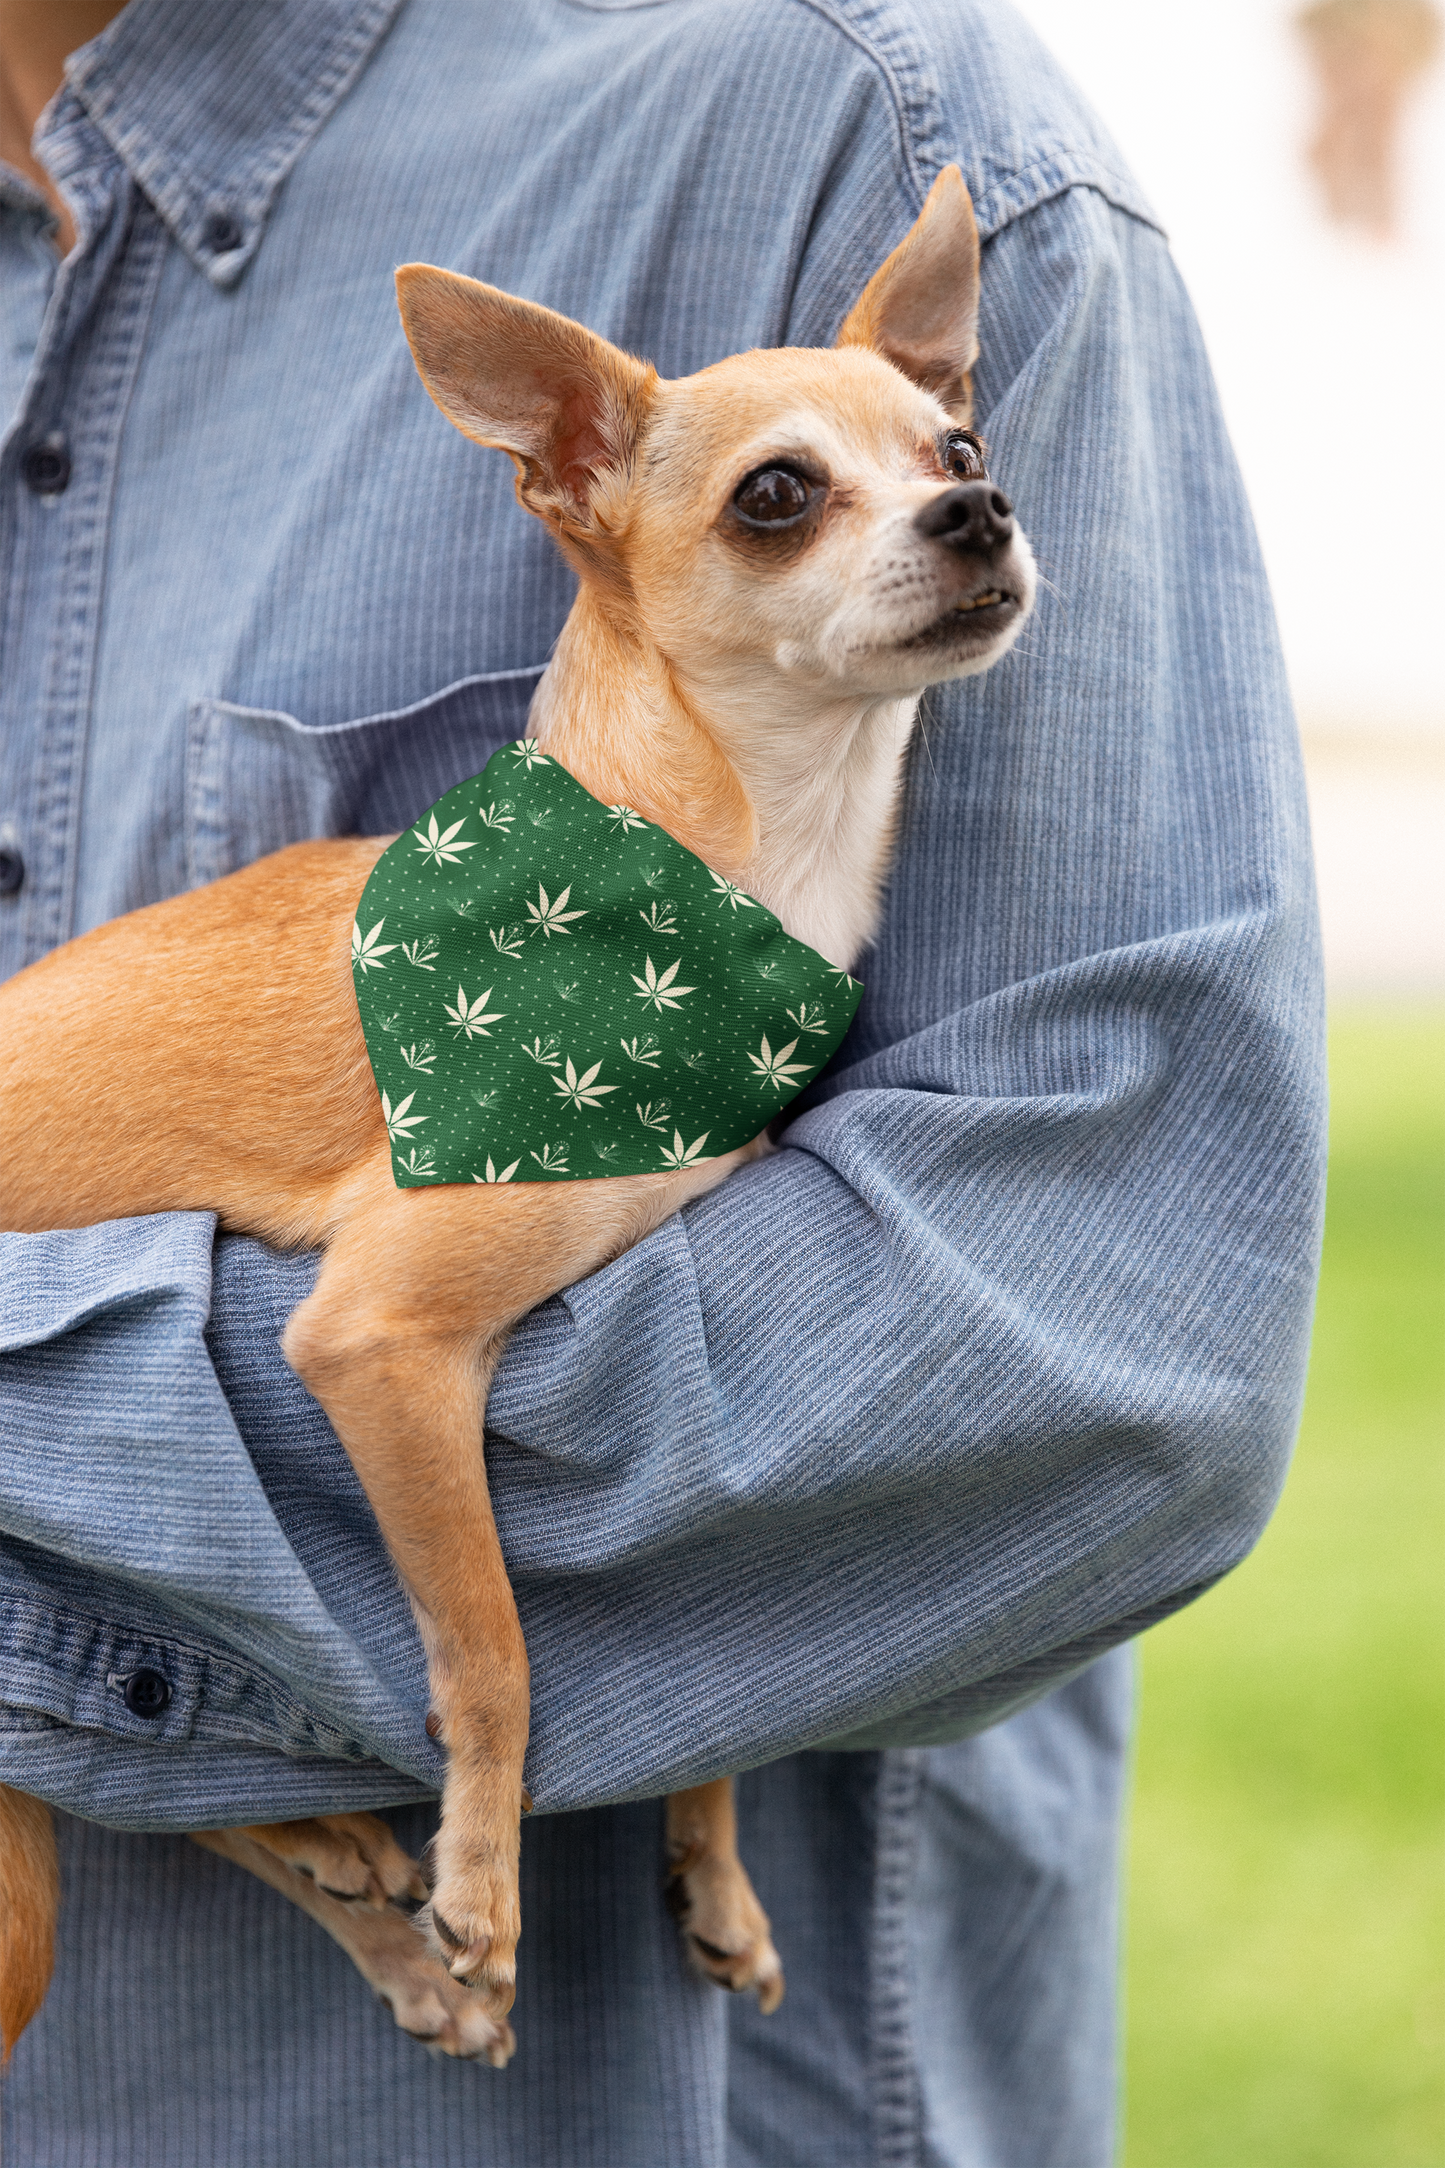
(1008, 3), (1445, 2161)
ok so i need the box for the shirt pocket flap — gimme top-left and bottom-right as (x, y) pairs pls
(186, 667), (546, 885)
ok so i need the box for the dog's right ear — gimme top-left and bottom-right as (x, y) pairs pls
(396, 267), (656, 536)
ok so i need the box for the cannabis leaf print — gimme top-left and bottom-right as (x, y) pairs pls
(710, 874), (755, 910)
(630, 955), (696, 1011)
(443, 985), (504, 1041)
(381, 1090), (426, 1141)
(508, 738), (550, 771)
(747, 1034), (813, 1092)
(352, 919), (395, 973)
(526, 882), (588, 939)
(552, 1058), (619, 1111)
(657, 1128), (710, 1169)
(352, 740), (861, 1186)
(413, 812), (477, 868)
(474, 1155), (520, 1184)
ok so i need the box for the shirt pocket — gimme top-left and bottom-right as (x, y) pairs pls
(185, 666), (546, 887)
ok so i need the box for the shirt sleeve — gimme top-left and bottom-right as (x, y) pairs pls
(0, 181), (1325, 1826)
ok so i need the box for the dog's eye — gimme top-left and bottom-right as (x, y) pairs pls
(733, 466), (812, 526)
(942, 432), (985, 481)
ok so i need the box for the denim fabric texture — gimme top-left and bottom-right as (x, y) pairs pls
(0, 0), (1324, 2159)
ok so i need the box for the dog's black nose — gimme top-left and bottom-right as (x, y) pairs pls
(915, 481), (1014, 556)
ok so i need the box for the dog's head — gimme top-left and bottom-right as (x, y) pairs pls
(397, 168), (1034, 713)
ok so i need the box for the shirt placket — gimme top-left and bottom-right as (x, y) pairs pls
(0, 101), (168, 977)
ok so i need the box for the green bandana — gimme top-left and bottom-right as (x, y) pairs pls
(351, 740), (862, 1186)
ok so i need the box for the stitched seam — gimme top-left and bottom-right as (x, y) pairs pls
(784, 0), (1165, 239)
(870, 1749), (926, 2165)
(787, 0), (937, 211)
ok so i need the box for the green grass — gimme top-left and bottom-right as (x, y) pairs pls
(1123, 1009), (1445, 2168)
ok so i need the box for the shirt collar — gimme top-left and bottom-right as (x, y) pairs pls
(49, 0), (407, 289)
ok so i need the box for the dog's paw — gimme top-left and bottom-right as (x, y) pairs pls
(238, 1813), (429, 1911)
(376, 1956), (516, 2066)
(421, 1857), (521, 2016)
(666, 1849), (785, 2013)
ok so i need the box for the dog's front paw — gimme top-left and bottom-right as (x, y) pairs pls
(666, 1848), (785, 2013)
(422, 1842), (522, 2016)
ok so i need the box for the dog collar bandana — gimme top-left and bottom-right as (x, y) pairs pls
(352, 740), (863, 1186)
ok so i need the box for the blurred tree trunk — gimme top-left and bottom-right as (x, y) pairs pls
(1297, 0), (1441, 237)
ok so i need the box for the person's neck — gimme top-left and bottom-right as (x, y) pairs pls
(0, 1), (128, 254)
(530, 585), (921, 971)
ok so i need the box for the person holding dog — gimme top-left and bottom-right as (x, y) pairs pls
(0, 1), (1324, 2162)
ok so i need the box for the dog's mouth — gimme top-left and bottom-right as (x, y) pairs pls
(894, 588), (1021, 652)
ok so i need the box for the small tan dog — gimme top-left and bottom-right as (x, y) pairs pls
(0, 166), (1034, 2066)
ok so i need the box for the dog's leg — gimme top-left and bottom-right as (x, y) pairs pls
(192, 1826), (513, 2064)
(216, 1811), (428, 1909)
(665, 1779), (784, 2011)
(281, 1152), (745, 2018)
(280, 1193), (532, 2015)
(0, 1785), (58, 2062)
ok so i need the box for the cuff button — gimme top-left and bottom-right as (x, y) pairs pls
(122, 1668), (172, 1719)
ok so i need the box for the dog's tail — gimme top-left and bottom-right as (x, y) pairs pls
(0, 1785), (58, 2063)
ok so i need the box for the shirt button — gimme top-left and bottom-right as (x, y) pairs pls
(23, 441), (70, 495)
(122, 1668), (172, 1719)
(0, 850), (23, 896)
(202, 211), (244, 254)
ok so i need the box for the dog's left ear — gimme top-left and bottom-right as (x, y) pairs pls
(396, 266), (656, 534)
(836, 165), (980, 422)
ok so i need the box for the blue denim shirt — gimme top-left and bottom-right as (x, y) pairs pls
(0, 9), (1323, 2155)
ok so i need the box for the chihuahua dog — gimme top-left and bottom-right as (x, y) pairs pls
(0, 166), (1034, 2066)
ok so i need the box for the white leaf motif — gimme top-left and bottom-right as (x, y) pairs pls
(382, 1090), (427, 1141)
(525, 882), (588, 939)
(746, 1034), (813, 1093)
(352, 919), (396, 974)
(443, 984), (504, 1041)
(657, 1128), (711, 1169)
(413, 811), (477, 867)
(630, 955), (697, 1012)
(710, 874), (756, 911)
(473, 1156), (521, 1184)
(552, 1058), (619, 1111)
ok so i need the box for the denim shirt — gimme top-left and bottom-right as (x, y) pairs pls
(0, 0), (1324, 1834)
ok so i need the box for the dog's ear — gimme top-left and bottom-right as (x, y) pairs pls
(835, 165), (980, 422)
(396, 267), (656, 532)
